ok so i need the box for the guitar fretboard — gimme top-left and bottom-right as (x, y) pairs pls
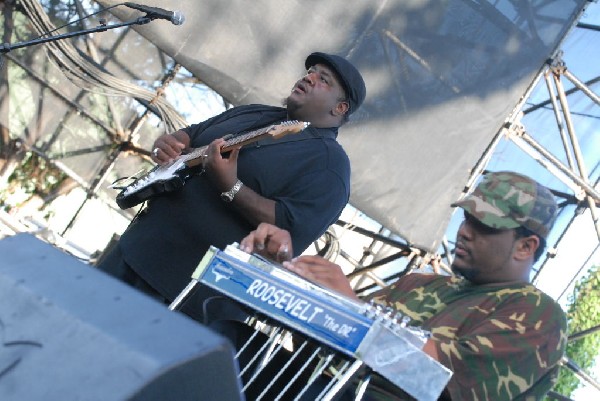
(184, 121), (302, 162)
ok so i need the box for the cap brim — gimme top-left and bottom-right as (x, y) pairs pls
(452, 197), (521, 230)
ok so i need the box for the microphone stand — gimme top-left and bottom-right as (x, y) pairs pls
(0, 16), (153, 54)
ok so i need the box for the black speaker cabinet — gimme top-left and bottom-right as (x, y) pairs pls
(0, 233), (244, 401)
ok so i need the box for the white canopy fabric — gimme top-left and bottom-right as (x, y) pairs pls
(96, 0), (588, 252)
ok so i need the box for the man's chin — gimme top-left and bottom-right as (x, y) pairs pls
(284, 96), (299, 112)
(451, 262), (470, 278)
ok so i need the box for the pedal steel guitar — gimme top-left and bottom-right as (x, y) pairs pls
(169, 245), (452, 401)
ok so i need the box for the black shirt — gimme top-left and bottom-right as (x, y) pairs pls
(119, 104), (351, 301)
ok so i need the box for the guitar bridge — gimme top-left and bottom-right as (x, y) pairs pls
(109, 176), (135, 191)
(110, 168), (149, 190)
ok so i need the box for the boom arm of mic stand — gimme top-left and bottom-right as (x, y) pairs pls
(0, 17), (152, 54)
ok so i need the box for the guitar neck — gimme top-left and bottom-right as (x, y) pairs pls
(220, 124), (275, 152)
(183, 124), (284, 167)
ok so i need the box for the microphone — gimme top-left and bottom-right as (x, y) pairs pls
(124, 2), (185, 25)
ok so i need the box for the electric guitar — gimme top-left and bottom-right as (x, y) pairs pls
(114, 120), (310, 209)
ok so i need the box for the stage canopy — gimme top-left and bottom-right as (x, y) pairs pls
(93, 0), (588, 252)
(0, 0), (593, 256)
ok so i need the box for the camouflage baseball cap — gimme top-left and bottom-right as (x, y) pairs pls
(451, 171), (558, 239)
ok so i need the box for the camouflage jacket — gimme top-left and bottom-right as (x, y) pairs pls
(366, 273), (567, 401)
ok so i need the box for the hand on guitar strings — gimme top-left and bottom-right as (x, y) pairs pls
(240, 222), (293, 263)
(151, 131), (188, 165)
(203, 138), (242, 193)
(240, 223), (358, 299)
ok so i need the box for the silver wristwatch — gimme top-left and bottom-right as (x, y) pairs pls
(220, 180), (243, 202)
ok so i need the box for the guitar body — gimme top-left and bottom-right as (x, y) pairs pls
(116, 175), (184, 210)
(115, 163), (202, 209)
(114, 120), (309, 209)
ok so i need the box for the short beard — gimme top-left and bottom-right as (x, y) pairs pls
(450, 262), (475, 283)
(283, 96), (300, 119)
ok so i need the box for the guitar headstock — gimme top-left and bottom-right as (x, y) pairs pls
(267, 120), (310, 139)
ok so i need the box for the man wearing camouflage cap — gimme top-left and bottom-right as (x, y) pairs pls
(240, 171), (568, 401)
(449, 170), (560, 285)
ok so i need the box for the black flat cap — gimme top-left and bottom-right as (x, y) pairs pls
(305, 52), (366, 115)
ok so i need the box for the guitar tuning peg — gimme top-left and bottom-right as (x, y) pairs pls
(384, 307), (396, 321)
(368, 302), (384, 318)
(362, 301), (376, 319)
(392, 311), (403, 324)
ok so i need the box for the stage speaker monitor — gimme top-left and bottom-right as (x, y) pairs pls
(0, 233), (244, 401)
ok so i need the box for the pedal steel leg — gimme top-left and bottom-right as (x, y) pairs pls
(168, 279), (199, 311)
(319, 359), (364, 401)
(292, 352), (336, 401)
(354, 372), (373, 401)
(255, 340), (310, 400)
(275, 346), (322, 401)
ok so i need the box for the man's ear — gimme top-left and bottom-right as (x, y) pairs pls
(332, 101), (349, 117)
(515, 235), (540, 261)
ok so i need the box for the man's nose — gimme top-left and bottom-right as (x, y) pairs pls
(304, 71), (317, 84)
(457, 220), (473, 240)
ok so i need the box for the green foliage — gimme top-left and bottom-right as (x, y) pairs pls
(551, 264), (600, 397)
(0, 151), (68, 212)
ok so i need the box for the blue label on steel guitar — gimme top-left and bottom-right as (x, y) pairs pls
(198, 247), (372, 355)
